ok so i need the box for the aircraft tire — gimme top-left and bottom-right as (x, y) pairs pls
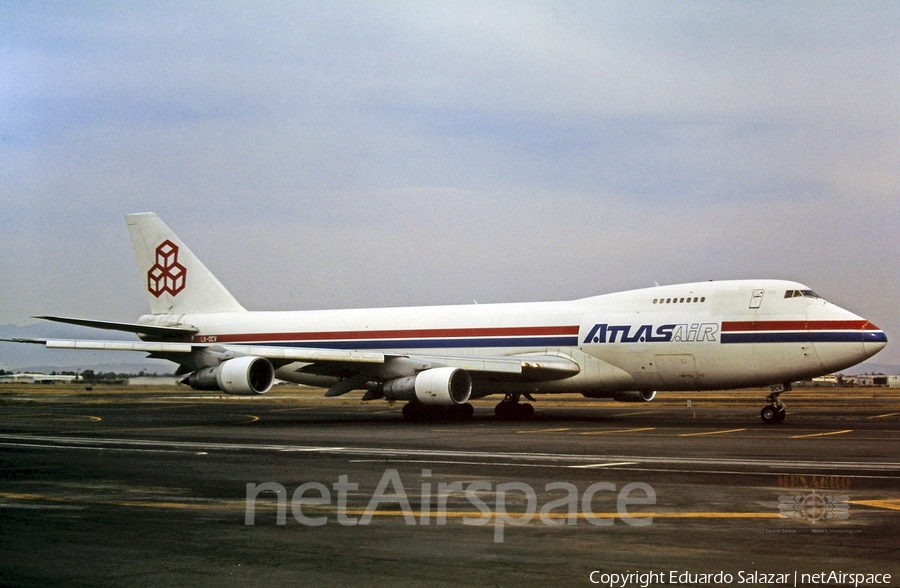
(457, 403), (475, 420)
(495, 402), (534, 421)
(405, 402), (474, 422)
(760, 405), (785, 424)
(403, 402), (425, 422)
(773, 406), (786, 424)
(445, 403), (474, 421)
(494, 402), (512, 420)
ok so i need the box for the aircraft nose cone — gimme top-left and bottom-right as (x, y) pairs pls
(863, 321), (888, 358)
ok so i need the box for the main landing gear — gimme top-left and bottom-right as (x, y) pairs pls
(760, 384), (789, 424)
(494, 393), (535, 421)
(402, 401), (474, 422)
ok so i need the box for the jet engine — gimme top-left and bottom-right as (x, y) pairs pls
(583, 390), (657, 402)
(382, 367), (472, 406)
(613, 390), (656, 402)
(185, 356), (275, 395)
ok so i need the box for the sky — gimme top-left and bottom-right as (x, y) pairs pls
(1, 2), (898, 368)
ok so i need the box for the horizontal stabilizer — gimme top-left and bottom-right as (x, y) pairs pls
(34, 315), (198, 339)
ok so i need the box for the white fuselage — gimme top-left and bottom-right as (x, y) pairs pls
(142, 279), (886, 397)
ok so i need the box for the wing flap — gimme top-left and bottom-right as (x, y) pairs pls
(45, 340), (195, 353)
(222, 345), (385, 364)
(406, 353), (581, 378)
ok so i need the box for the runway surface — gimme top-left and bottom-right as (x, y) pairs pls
(1, 384), (899, 587)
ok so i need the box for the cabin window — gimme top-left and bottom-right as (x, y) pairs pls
(655, 295), (706, 304)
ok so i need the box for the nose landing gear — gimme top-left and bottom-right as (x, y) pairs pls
(760, 384), (788, 424)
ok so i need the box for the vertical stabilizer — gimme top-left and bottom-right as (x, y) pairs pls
(126, 213), (246, 315)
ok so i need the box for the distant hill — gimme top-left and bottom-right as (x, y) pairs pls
(12, 363), (177, 376)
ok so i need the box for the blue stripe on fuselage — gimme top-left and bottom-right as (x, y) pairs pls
(721, 332), (886, 344)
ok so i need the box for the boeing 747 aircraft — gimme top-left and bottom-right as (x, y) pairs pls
(5, 213), (887, 423)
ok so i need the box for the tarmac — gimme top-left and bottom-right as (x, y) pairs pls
(1, 384), (899, 587)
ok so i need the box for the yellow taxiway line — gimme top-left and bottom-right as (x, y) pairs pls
(850, 499), (900, 511)
(790, 430), (852, 439)
(678, 428), (746, 437)
(580, 427), (657, 435)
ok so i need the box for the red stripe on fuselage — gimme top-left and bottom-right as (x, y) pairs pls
(721, 320), (874, 332)
(192, 325), (580, 344)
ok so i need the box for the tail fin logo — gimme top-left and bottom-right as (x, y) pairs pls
(147, 240), (187, 297)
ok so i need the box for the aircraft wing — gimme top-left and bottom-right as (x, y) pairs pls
(4, 338), (385, 365)
(4, 338), (579, 378)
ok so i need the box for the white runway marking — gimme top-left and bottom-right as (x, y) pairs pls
(570, 462), (638, 469)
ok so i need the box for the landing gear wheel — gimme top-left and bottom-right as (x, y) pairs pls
(448, 403), (475, 421)
(494, 401), (535, 421)
(404, 402), (474, 422)
(760, 405), (786, 424)
(773, 406), (786, 424)
(760, 385), (789, 424)
(403, 401), (424, 422)
(494, 402), (514, 420)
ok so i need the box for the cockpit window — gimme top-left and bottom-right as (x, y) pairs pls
(784, 289), (822, 299)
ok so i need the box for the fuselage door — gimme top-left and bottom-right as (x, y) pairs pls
(749, 289), (765, 309)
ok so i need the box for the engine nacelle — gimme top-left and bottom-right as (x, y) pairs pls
(382, 367), (472, 406)
(185, 356), (274, 395)
(613, 390), (656, 403)
(582, 390), (657, 402)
